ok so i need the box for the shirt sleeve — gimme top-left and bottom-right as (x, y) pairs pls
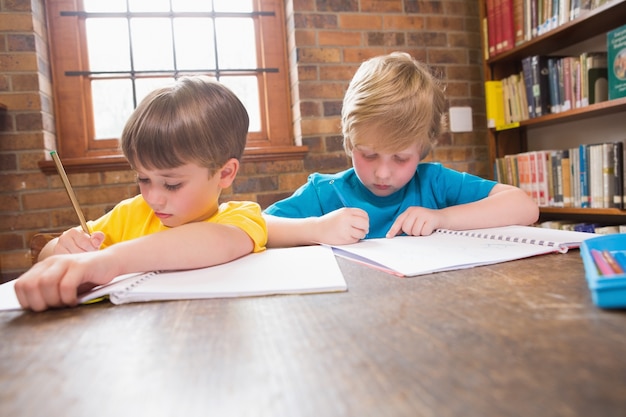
(212, 201), (268, 252)
(433, 164), (497, 206)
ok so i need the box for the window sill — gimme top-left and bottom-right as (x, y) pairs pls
(39, 146), (309, 174)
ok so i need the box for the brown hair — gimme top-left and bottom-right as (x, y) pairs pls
(342, 52), (447, 159)
(121, 76), (249, 174)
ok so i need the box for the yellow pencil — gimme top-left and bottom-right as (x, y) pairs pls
(50, 151), (90, 235)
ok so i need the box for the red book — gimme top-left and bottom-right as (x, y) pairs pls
(486, 0), (498, 57)
(499, 0), (515, 53)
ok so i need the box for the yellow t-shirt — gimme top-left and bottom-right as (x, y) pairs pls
(87, 196), (267, 252)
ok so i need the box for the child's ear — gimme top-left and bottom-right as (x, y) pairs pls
(217, 158), (239, 187)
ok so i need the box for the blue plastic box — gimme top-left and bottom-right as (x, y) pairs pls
(580, 234), (626, 309)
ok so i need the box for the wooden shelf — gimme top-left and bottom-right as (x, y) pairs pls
(490, 97), (626, 131)
(539, 207), (626, 224)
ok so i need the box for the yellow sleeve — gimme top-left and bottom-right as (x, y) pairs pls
(211, 201), (267, 252)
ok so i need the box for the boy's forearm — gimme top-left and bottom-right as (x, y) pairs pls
(264, 215), (320, 248)
(441, 187), (539, 230)
(102, 222), (255, 275)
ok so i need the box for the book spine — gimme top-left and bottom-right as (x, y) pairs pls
(530, 0), (538, 38)
(602, 142), (616, 208)
(486, 0), (498, 58)
(561, 149), (572, 207)
(501, 0), (516, 52)
(485, 80), (505, 128)
(530, 55), (550, 117)
(579, 144), (589, 208)
(608, 24), (626, 100)
(570, 146), (581, 208)
(562, 56), (572, 111)
(547, 57), (561, 114)
(513, 0), (525, 46)
(589, 144), (604, 209)
(521, 57), (535, 118)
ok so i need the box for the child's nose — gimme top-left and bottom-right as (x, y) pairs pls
(374, 162), (392, 179)
(142, 187), (166, 209)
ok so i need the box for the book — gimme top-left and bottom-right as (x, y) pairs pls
(512, 0), (525, 46)
(0, 245), (347, 311)
(547, 57), (561, 113)
(530, 55), (551, 117)
(485, 80), (505, 128)
(521, 56), (536, 118)
(329, 225), (594, 278)
(587, 52), (608, 105)
(579, 143), (590, 208)
(561, 149), (572, 207)
(608, 24), (626, 100)
(486, 0), (498, 58)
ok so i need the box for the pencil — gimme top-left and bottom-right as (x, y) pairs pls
(330, 179), (349, 207)
(601, 250), (625, 275)
(50, 151), (90, 235)
(590, 249), (616, 277)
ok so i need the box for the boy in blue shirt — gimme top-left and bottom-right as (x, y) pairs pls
(264, 52), (538, 246)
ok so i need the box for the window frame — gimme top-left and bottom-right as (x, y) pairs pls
(42, 0), (304, 174)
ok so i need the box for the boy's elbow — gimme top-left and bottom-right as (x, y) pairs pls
(519, 192), (540, 225)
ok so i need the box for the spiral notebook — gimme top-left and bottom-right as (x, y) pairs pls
(0, 245), (346, 310)
(330, 225), (594, 277)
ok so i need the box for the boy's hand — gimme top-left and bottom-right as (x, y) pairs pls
(316, 208), (369, 245)
(54, 228), (105, 255)
(14, 250), (115, 312)
(386, 206), (444, 238)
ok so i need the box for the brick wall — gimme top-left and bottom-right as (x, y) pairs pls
(0, 0), (489, 282)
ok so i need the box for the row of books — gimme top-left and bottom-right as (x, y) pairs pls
(485, 51), (612, 128)
(494, 142), (626, 209)
(483, 0), (613, 58)
(538, 220), (626, 234)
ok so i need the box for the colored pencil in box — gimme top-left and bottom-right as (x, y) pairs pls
(601, 250), (625, 274)
(590, 249), (616, 277)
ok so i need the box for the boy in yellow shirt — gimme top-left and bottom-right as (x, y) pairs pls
(15, 76), (267, 311)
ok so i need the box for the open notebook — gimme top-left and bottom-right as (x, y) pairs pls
(0, 245), (346, 311)
(330, 225), (595, 277)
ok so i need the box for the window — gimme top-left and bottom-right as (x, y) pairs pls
(44, 0), (301, 172)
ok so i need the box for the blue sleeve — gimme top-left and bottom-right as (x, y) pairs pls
(417, 163), (497, 208)
(435, 165), (497, 206)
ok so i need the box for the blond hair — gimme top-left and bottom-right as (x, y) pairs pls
(121, 76), (249, 174)
(341, 52), (447, 159)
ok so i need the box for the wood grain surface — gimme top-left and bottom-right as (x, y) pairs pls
(1, 252), (625, 417)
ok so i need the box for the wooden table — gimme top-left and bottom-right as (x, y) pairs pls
(1, 252), (625, 417)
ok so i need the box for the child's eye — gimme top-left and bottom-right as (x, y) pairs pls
(362, 153), (378, 160)
(164, 183), (182, 191)
(136, 177), (150, 185)
(394, 156), (409, 163)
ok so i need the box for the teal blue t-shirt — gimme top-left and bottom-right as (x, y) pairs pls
(264, 163), (497, 238)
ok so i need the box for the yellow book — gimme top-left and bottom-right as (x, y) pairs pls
(485, 80), (505, 129)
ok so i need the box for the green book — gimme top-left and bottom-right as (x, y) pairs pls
(607, 24), (626, 100)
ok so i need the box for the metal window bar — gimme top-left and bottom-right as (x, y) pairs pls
(61, 4), (277, 107)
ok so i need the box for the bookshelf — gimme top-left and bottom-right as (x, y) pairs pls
(480, 0), (626, 225)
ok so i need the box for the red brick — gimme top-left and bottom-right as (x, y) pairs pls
(383, 15), (425, 30)
(297, 47), (341, 63)
(339, 14), (383, 30)
(361, 0), (403, 13)
(319, 30), (362, 46)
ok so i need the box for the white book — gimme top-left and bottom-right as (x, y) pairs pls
(0, 246), (346, 311)
(330, 225), (595, 277)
